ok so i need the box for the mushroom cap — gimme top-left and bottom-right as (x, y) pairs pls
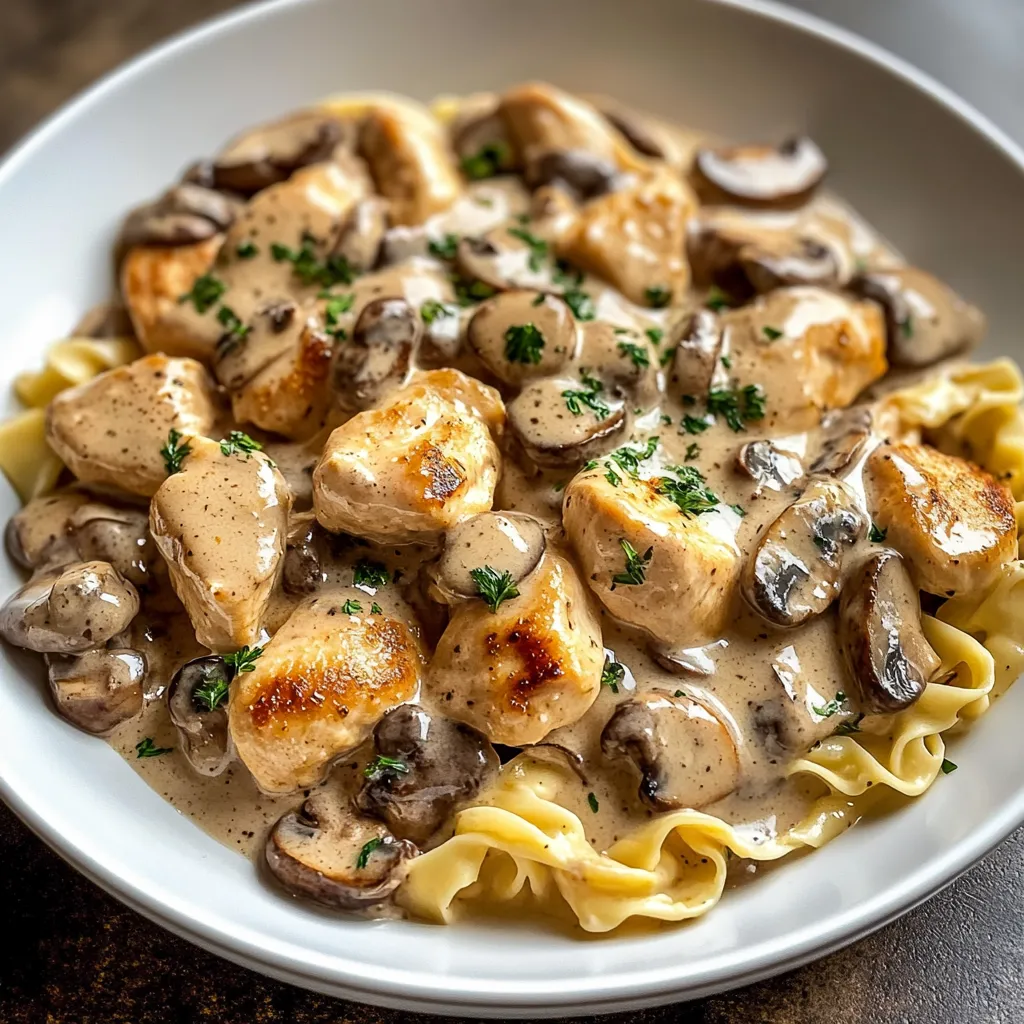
(118, 184), (240, 251)
(691, 136), (827, 209)
(668, 309), (723, 395)
(601, 690), (740, 811)
(331, 196), (389, 273)
(467, 291), (579, 385)
(809, 406), (873, 476)
(357, 704), (499, 844)
(740, 237), (839, 293)
(67, 503), (155, 590)
(734, 440), (805, 493)
(167, 655), (234, 776)
(838, 550), (941, 714)
(523, 148), (624, 202)
(46, 648), (145, 735)
(455, 227), (563, 294)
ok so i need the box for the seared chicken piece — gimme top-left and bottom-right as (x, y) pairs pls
(562, 467), (742, 646)
(313, 369), (504, 544)
(45, 354), (219, 498)
(556, 170), (696, 305)
(722, 287), (887, 431)
(866, 443), (1017, 596)
(121, 235), (223, 360)
(429, 552), (603, 745)
(229, 589), (424, 793)
(149, 436), (290, 651)
(359, 104), (462, 225)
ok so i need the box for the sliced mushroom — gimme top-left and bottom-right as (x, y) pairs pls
(735, 440), (805, 493)
(523, 149), (624, 202)
(432, 511), (547, 602)
(452, 109), (518, 177)
(357, 704), (499, 844)
(266, 791), (416, 909)
(668, 309), (723, 394)
(467, 290), (579, 385)
(331, 196), (388, 273)
(46, 648), (146, 735)
(0, 561), (140, 654)
(212, 112), (346, 195)
(167, 655), (234, 776)
(743, 479), (865, 627)
(578, 322), (659, 408)
(507, 375), (626, 468)
(454, 228), (560, 295)
(598, 102), (667, 160)
(838, 550), (941, 713)
(331, 297), (420, 410)
(282, 517), (324, 595)
(691, 137), (827, 209)
(848, 266), (985, 367)
(809, 406), (874, 476)
(67, 504), (155, 590)
(740, 238), (839, 293)
(118, 184), (240, 251)
(601, 691), (740, 811)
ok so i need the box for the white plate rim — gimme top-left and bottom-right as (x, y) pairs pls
(0, 0), (1022, 1014)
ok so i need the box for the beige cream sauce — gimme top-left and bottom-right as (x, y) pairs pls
(111, 137), (903, 886)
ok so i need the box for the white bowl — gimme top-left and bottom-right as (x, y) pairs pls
(1, 0), (1023, 1016)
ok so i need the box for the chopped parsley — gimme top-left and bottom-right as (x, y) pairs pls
(617, 341), (650, 368)
(812, 691), (848, 719)
(707, 383), (767, 432)
(940, 758), (958, 774)
(271, 235), (356, 288)
(644, 284), (672, 308)
(869, 523), (888, 543)
(657, 465), (719, 517)
(721, 354), (733, 369)
(504, 323), (546, 365)
(160, 429), (191, 475)
(835, 718), (863, 736)
(192, 670), (230, 713)
(661, 414), (673, 426)
(645, 327), (664, 346)
(428, 233), (460, 261)
(587, 792), (600, 813)
(562, 371), (610, 419)
(730, 503), (747, 518)
(563, 288), (596, 321)
(469, 565), (520, 613)
(370, 602), (383, 615)
(222, 645), (263, 675)
(452, 274), (497, 306)
(705, 286), (731, 312)
(507, 225), (549, 272)
(356, 837), (384, 870)
(681, 414), (711, 435)
(762, 325), (784, 341)
(604, 467), (621, 487)
(235, 240), (259, 259)
(461, 141), (510, 180)
(364, 755), (410, 781)
(216, 305), (250, 341)
(219, 430), (262, 459)
(341, 599), (363, 615)
(685, 442), (701, 461)
(611, 538), (652, 587)
(323, 292), (355, 339)
(420, 299), (456, 325)
(900, 314), (914, 339)
(353, 559), (390, 589)
(601, 657), (625, 694)
(136, 737), (173, 758)
(178, 273), (226, 314)
(606, 437), (659, 478)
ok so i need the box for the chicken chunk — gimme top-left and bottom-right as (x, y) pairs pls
(149, 436), (290, 651)
(45, 355), (219, 498)
(722, 287), (887, 431)
(229, 589), (424, 793)
(562, 467), (742, 646)
(121, 235), (223, 360)
(428, 552), (603, 745)
(866, 443), (1017, 596)
(359, 104), (462, 225)
(556, 170), (696, 305)
(313, 369), (504, 544)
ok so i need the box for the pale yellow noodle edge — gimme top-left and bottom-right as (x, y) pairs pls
(400, 358), (1024, 931)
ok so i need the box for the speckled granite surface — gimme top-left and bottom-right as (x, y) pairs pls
(1, 3), (1023, 1022)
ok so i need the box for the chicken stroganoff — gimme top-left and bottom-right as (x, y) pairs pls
(2, 83), (1023, 932)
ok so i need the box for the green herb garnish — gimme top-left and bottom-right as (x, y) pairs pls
(657, 465), (719, 517)
(601, 657), (625, 694)
(341, 599), (363, 615)
(461, 141), (510, 180)
(428, 233), (460, 261)
(192, 670), (230, 713)
(420, 299), (456, 325)
(940, 758), (958, 774)
(587, 792), (600, 813)
(370, 602), (383, 615)
(685, 442), (700, 461)
(160, 429), (191, 475)
(469, 566), (520, 613)
(508, 225), (549, 272)
(562, 371), (610, 419)
(606, 437), (659, 478)
(869, 523), (888, 543)
(645, 327), (664, 346)
(681, 414), (711, 435)
(451, 274), (497, 306)
(617, 341), (650, 369)
(178, 273), (226, 313)
(563, 289), (596, 321)
(611, 539), (652, 586)
(216, 305), (250, 341)
(812, 691), (848, 719)
(707, 383), (767, 432)
(504, 323), (546, 365)
(644, 284), (671, 308)
(762, 325), (783, 341)
(364, 755), (410, 780)
(353, 559), (390, 589)
(900, 315), (914, 339)
(271, 235), (356, 288)
(705, 287), (731, 312)
(136, 737), (173, 758)
(222, 645), (263, 675)
(356, 837), (384, 869)
(219, 431), (263, 459)
(235, 240), (259, 259)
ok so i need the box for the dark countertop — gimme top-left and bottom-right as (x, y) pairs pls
(1, 3), (1021, 1022)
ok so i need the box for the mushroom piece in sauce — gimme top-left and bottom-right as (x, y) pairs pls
(523, 149), (624, 202)
(601, 691), (740, 812)
(454, 228), (561, 295)
(690, 137), (827, 209)
(740, 237), (840, 294)
(5, 490), (90, 571)
(331, 196), (389, 273)
(668, 309), (723, 395)
(743, 479), (866, 627)
(0, 561), (140, 654)
(331, 297), (420, 411)
(735, 440), (805, 493)
(848, 266), (985, 367)
(167, 655), (234, 776)
(282, 515), (325, 596)
(838, 550), (941, 714)
(266, 790), (417, 909)
(357, 704), (499, 844)
(808, 406), (874, 476)
(118, 184), (240, 252)
(67, 503), (155, 590)
(46, 648), (146, 735)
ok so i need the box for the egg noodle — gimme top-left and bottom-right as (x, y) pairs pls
(400, 359), (1024, 930)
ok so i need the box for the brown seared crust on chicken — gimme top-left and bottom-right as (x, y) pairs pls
(867, 442), (1017, 597)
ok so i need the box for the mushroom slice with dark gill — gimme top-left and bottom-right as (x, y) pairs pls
(266, 789), (416, 909)
(743, 479), (865, 627)
(357, 704), (499, 844)
(808, 406), (873, 476)
(838, 550), (941, 714)
(740, 237), (839, 293)
(118, 184), (240, 251)
(331, 297), (420, 411)
(0, 561), (140, 654)
(848, 266), (985, 367)
(454, 228), (561, 295)
(46, 648), (146, 735)
(668, 309), (723, 395)
(601, 691), (740, 812)
(331, 196), (388, 273)
(282, 514), (325, 595)
(507, 375), (626, 468)
(168, 655), (234, 776)
(690, 137), (827, 209)
(431, 511), (547, 603)
(523, 149), (624, 202)
(735, 440), (805, 493)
